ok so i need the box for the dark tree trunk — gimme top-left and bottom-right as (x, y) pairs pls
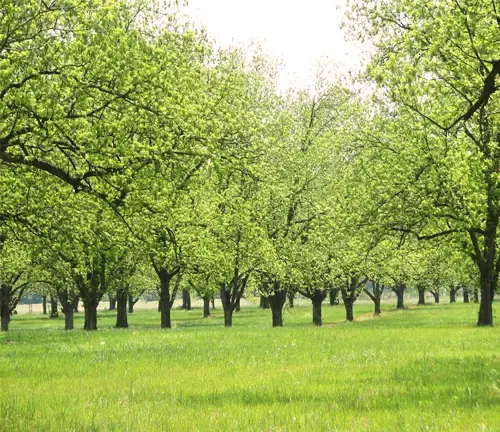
(158, 300), (161, 312)
(128, 292), (134, 313)
(417, 288), (426, 305)
(260, 295), (270, 309)
(364, 282), (382, 315)
(311, 292), (326, 326)
(58, 291), (75, 330)
(220, 286), (233, 327)
(235, 296), (241, 312)
(83, 294), (99, 331)
(287, 291), (294, 308)
(72, 295), (79, 313)
(430, 291), (440, 304)
(449, 288), (457, 303)
(473, 288), (479, 303)
(478, 276), (493, 326)
(42, 295), (47, 315)
(344, 297), (354, 321)
(0, 285), (10, 331)
(329, 288), (339, 305)
(159, 268), (172, 329)
(109, 295), (116, 311)
(49, 296), (58, 318)
(182, 289), (191, 310)
(203, 296), (210, 318)
(115, 289), (128, 328)
(268, 283), (286, 327)
(463, 289), (470, 303)
(392, 283), (406, 309)
(211, 296), (215, 309)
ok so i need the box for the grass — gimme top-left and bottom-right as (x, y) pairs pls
(1, 300), (499, 431)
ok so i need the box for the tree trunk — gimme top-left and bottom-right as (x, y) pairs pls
(287, 291), (294, 308)
(329, 288), (339, 305)
(393, 283), (406, 309)
(42, 295), (47, 315)
(431, 291), (440, 304)
(417, 288), (426, 305)
(128, 292), (134, 313)
(49, 296), (58, 318)
(478, 275), (493, 326)
(235, 296), (241, 312)
(211, 296), (215, 309)
(268, 284), (286, 327)
(182, 289), (191, 310)
(58, 291), (75, 331)
(109, 295), (116, 310)
(463, 289), (470, 303)
(159, 268), (172, 329)
(115, 289), (128, 328)
(449, 288), (457, 303)
(220, 286), (233, 327)
(203, 296), (210, 318)
(260, 295), (270, 309)
(311, 292), (326, 326)
(83, 295), (98, 331)
(473, 288), (479, 303)
(0, 285), (10, 331)
(72, 295), (79, 313)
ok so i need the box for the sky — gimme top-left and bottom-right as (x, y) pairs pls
(184, 0), (364, 89)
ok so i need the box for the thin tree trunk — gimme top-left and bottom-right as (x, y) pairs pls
(115, 289), (128, 328)
(72, 295), (79, 313)
(463, 289), (470, 303)
(235, 296), (241, 312)
(417, 288), (426, 305)
(473, 288), (479, 303)
(182, 289), (191, 310)
(42, 295), (47, 315)
(287, 291), (294, 308)
(268, 283), (286, 327)
(478, 275), (493, 326)
(449, 288), (457, 303)
(159, 268), (172, 329)
(109, 295), (116, 311)
(329, 288), (339, 305)
(431, 291), (440, 304)
(128, 292), (134, 313)
(211, 296), (215, 309)
(203, 296), (210, 318)
(49, 296), (58, 318)
(58, 291), (74, 330)
(0, 285), (10, 331)
(220, 286), (233, 327)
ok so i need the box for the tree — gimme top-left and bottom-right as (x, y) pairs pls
(348, 0), (500, 325)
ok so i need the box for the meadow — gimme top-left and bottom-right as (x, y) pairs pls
(1, 300), (499, 431)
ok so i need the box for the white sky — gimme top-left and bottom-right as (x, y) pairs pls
(184, 0), (364, 90)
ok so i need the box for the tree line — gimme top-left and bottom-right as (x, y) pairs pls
(0, 0), (498, 332)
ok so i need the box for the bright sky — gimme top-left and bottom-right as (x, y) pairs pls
(185, 0), (363, 90)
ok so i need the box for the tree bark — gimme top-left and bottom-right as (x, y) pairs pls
(109, 295), (116, 310)
(417, 287), (426, 305)
(268, 283), (286, 327)
(287, 291), (294, 308)
(128, 292), (134, 313)
(329, 288), (339, 305)
(58, 290), (75, 330)
(473, 288), (479, 303)
(220, 286), (233, 327)
(211, 296), (215, 309)
(392, 283), (406, 309)
(72, 295), (79, 313)
(49, 296), (58, 318)
(430, 290), (440, 304)
(115, 289), (128, 328)
(449, 287), (457, 303)
(42, 295), (47, 315)
(83, 294), (98, 331)
(159, 268), (172, 329)
(203, 296), (210, 318)
(0, 285), (10, 331)
(463, 289), (470, 303)
(311, 292), (326, 326)
(182, 289), (191, 310)
(235, 296), (241, 312)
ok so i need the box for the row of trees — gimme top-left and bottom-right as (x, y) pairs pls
(0, 0), (497, 332)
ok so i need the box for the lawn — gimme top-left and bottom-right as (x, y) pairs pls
(1, 301), (499, 431)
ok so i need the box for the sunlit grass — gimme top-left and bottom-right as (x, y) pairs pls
(1, 300), (499, 431)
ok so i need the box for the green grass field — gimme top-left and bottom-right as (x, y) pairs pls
(1, 301), (499, 431)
